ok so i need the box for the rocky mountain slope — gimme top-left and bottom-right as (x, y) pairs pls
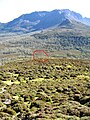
(0, 9), (90, 33)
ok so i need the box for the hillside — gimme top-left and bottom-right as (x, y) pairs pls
(0, 58), (90, 119)
(0, 20), (90, 65)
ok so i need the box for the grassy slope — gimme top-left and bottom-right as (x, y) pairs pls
(0, 26), (90, 64)
(0, 58), (90, 119)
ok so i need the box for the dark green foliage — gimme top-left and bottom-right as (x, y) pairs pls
(3, 108), (16, 115)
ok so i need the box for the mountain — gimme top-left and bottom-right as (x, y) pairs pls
(0, 22), (4, 29)
(58, 18), (90, 29)
(0, 9), (90, 33)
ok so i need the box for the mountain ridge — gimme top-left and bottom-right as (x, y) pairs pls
(0, 9), (90, 33)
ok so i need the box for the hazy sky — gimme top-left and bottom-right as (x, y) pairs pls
(0, 0), (90, 23)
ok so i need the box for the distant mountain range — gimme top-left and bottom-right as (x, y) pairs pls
(0, 9), (90, 33)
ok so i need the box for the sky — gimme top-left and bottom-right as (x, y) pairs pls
(0, 0), (90, 23)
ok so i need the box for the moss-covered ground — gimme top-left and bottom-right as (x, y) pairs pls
(0, 58), (90, 120)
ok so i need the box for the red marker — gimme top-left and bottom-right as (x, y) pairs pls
(32, 50), (48, 62)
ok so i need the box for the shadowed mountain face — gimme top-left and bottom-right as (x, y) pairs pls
(58, 19), (90, 29)
(0, 9), (90, 33)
